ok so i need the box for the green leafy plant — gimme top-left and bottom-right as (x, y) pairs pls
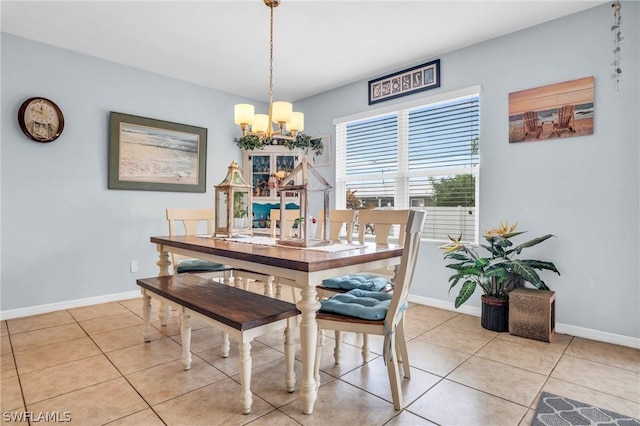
(233, 192), (247, 218)
(234, 133), (324, 156)
(440, 221), (560, 308)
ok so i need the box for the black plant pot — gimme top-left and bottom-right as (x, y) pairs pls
(481, 295), (509, 332)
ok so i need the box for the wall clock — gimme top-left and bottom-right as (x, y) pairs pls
(18, 97), (65, 143)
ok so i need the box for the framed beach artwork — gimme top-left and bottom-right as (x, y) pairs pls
(108, 112), (207, 192)
(508, 77), (594, 143)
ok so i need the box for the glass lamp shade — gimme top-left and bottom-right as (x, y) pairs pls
(271, 101), (292, 124)
(234, 104), (255, 125)
(252, 114), (269, 134)
(289, 112), (304, 132)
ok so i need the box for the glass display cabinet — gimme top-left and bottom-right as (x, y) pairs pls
(242, 146), (302, 233)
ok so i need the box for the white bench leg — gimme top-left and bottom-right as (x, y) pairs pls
(285, 318), (296, 392)
(238, 341), (253, 414)
(142, 294), (152, 343)
(333, 331), (342, 363)
(180, 310), (192, 370)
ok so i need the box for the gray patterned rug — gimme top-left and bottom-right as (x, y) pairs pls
(532, 392), (640, 426)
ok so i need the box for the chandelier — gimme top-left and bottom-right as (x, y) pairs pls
(234, 0), (303, 141)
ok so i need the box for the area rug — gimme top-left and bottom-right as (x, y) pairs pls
(531, 392), (640, 426)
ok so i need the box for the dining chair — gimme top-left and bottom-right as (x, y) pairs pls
(314, 209), (426, 411)
(317, 209), (411, 360)
(317, 209), (357, 242)
(269, 208), (300, 239)
(166, 209), (274, 294)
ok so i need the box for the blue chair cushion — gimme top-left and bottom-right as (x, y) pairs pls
(321, 273), (390, 292)
(176, 259), (228, 273)
(319, 289), (406, 320)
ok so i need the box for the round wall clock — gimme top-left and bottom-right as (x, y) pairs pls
(18, 97), (65, 143)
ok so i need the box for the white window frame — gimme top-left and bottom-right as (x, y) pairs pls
(334, 86), (481, 244)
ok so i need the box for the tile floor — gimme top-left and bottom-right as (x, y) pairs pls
(1, 282), (639, 425)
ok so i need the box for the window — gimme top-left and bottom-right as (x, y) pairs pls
(335, 88), (480, 243)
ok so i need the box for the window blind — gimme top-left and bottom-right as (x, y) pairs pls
(336, 91), (480, 243)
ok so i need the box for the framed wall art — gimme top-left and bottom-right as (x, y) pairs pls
(309, 134), (331, 167)
(108, 112), (207, 192)
(508, 76), (594, 143)
(368, 59), (441, 105)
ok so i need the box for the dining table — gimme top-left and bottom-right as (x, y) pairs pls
(149, 234), (403, 414)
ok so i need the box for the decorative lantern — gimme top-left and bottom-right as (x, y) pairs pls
(215, 161), (253, 237)
(277, 155), (332, 247)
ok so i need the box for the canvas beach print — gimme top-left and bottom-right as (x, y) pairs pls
(109, 112), (207, 192)
(508, 77), (594, 143)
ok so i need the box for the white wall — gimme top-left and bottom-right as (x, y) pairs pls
(297, 3), (639, 340)
(1, 3), (638, 341)
(0, 33), (264, 311)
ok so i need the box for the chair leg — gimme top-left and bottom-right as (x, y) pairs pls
(396, 319), (411, 378)
(362, 333), (370, 363)
(385, 336), (403, 410)
(333, 331), (342, 363)
(142, 294), (152, 343)
(221, 332), (230, 358)
(275, 282), (283, 299)
(314, 326), (322, 390)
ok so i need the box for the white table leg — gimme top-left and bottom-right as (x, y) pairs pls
(284, 318), (296, 393)
(142, 293), (152, 343)
(180, 310), (192, 370)
(297, 285), (321, 414)
(238, 341), (253, 414)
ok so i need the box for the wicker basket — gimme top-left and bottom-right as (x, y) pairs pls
(481, 295), (509, 332)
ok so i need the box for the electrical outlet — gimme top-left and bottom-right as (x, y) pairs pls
(130, 260), (139, 273)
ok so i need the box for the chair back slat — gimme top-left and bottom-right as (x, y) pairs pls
(318, 209), (357, 242)
(166, 209), (214, 268)
(385, 210), (426, 329)
(357, 210), (410, 245)
(269, 209), (300, 238)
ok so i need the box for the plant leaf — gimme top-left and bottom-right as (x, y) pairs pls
(513, 234), (555, 254)
(523, 260), (560, 275)
(511, 260), (541, 285)
(455, 280), (476, 308)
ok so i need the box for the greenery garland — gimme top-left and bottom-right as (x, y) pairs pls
(234, 133), (324, 156)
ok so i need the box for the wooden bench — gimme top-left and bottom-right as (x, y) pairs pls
(137, 274), (300, 414)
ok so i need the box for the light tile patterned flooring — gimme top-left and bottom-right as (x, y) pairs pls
(1, 282), (639, 425)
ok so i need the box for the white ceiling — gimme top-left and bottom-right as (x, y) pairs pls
(1, 1), (606, 103)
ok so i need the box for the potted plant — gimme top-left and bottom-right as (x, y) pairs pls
(233, 192), (248, 228)
(440, 221), (560, 331)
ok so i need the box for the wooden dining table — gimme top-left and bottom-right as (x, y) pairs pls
(150, 234), (403, 414)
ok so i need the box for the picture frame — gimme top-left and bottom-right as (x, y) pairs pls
(309, 134), (331, 167)
(368, 59), (441, 105)
(108, 112), (207, 192)
(508, 76), (594, 143)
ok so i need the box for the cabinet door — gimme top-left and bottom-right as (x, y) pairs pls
(274, 153), (298, 192)
(250, 154), (271, 197)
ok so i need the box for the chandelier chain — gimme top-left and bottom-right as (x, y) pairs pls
(268, 4), (274, 107)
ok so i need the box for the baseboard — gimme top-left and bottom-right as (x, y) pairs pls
(2, 291), (638, 349)
(0, 290), (141, 320)
(408, 294), (640, 349)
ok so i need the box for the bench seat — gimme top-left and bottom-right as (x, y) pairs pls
(137, 274), (300, 414)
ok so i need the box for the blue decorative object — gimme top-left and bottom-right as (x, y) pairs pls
(320, 289), (406, 320)
(322, 273), (390, 292)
